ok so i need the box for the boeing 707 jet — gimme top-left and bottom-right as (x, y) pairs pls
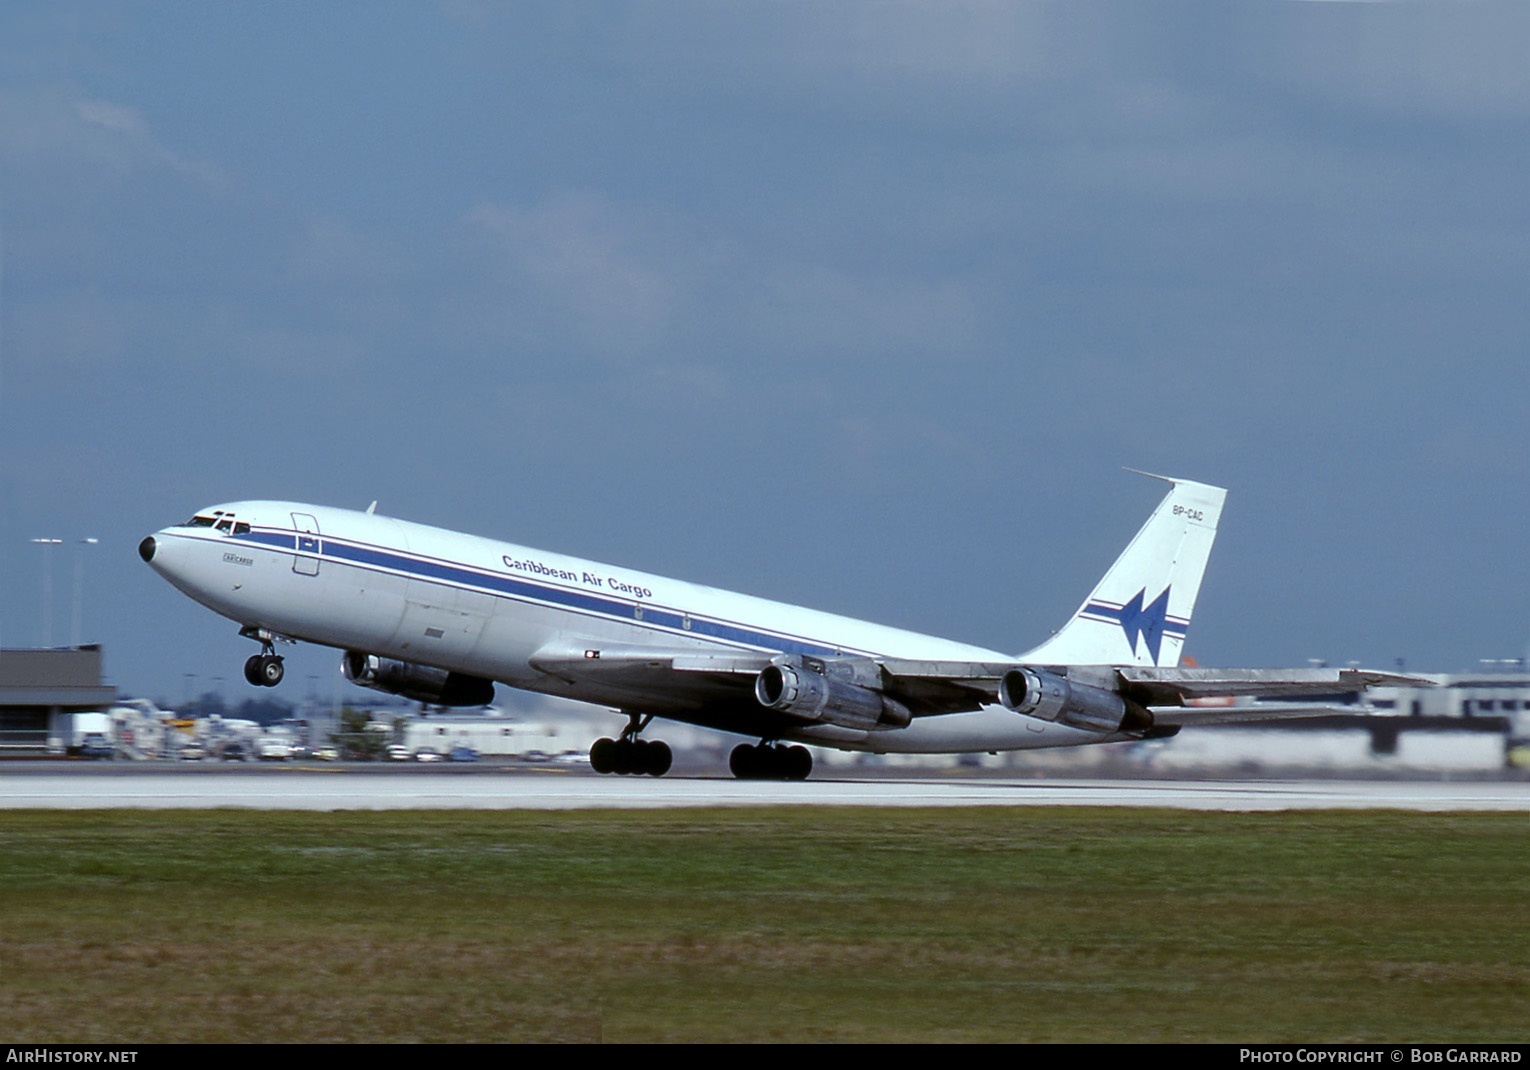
(139, 473), (1413, 778)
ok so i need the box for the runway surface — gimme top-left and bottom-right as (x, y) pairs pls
(2, 763), (1527, 810)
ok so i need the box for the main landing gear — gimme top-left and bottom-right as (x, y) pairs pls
(590, 714), (672, 777)
(239, 626), (286, 688)
(729, 741), (812, 781)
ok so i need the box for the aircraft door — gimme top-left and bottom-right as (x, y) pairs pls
(292, 513), (321, 576)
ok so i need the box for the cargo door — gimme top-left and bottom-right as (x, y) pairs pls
(291, 513), (321, 576)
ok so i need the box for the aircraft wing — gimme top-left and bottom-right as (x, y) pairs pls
(526, 644), (769, 714)
(874, 660), (1428, 702)
(529, 644), (1427, 723)
(529, 645), (770, 683)
(529, 645), (999, 718)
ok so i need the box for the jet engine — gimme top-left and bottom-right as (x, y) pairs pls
(997, 666), (1153, 734)
(754, 655), (912, 731)
(341, 651), (495, 707)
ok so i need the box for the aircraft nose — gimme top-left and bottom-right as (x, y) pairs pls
(138, 536), (157, 563)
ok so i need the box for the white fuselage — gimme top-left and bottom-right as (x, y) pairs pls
(146, 501), (1103, 752)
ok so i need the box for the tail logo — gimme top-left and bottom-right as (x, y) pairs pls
(1082, 586), (1189, 663)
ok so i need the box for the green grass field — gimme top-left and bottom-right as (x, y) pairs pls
(0, 808), (1524, 1042)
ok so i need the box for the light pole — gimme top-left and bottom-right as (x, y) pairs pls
(29, 538), (62, 647)
(71, 538), (98, 648)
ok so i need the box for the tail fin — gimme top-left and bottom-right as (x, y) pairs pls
(1019, 473), (1226, 668)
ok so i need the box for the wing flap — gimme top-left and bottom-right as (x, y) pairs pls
(868, 658), (1018, 716)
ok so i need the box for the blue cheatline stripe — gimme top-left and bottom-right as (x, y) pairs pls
(230, 528), (850, 660)
(1081, 607), (1190, 636)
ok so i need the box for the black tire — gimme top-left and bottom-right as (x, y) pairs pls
(590, 737), (617, 774)
(729, 743), (757, 779)
(763, 745), (786, 779)
(613, 739), (637, 775)
(244, 655), (265, 687)
(629, 739), (651, 775)
(646, 740), (672, 777)
(786, 745), (812, 781)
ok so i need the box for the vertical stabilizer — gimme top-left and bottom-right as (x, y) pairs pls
(1018, 474), (1226, 667)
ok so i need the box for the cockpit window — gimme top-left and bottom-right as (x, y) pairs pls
(182, 509), (247, 533)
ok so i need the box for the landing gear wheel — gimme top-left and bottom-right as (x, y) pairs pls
(590, 737), (618, 774)
(590, 733), (672, 776)
(784, 745), (812, 781)
(257, 658), (284, 691)
(645, 740), (672, 777)
(247, 654), (284, 688)
(730, 743), (759, 779)
(730, 742), (812, 781)
(240, 627), (288, 688)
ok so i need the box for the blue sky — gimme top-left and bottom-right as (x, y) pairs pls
(2, 1), (1527, 704)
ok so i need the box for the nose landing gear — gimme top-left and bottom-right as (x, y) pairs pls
(244, 653), (285, 687)
(238, 626), (289, 688)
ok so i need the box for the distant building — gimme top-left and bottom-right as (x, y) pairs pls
(0, 646), (118, 754)
(1367, 671), (1530, 739)
(1134, 669), (1530, 775)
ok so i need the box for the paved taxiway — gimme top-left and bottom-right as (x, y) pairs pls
(2, 763), (1527, 810)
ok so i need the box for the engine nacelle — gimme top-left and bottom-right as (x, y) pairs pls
(755, 655), (911, 732)
(341, 651), (495, 707)
(998, 667), (1152, 734)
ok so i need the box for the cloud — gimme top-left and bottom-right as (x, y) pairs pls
(73, 98), (148, 136)
(744, 266), (981, 365)
(0, 86), (224, 189)
(459, 191), (689, 357)
(0, 85), (237, 282)
(1236, 1), (1530, 118)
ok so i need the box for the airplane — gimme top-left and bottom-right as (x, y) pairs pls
(138, 473), (1418, 779)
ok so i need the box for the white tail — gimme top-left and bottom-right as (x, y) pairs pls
(1019, 473), (1226, 668)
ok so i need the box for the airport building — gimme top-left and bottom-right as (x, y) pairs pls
(1369, 670), (1530, 732)
(0, 646), (118, 754)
